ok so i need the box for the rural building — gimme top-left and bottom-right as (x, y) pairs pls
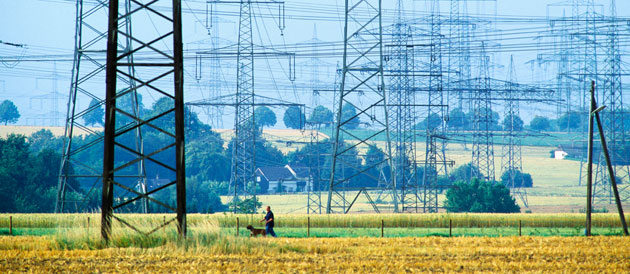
(554, 148), (568, 160)
(255, 165), (312, 194)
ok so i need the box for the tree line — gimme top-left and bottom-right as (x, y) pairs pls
(1, 98), (533, 214)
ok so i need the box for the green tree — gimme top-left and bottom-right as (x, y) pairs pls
(500, 169), (533, 188)
(469, 108), (501, 130)
(449, 163), (480, 183)
(147, 96), (213, 141)
(0, 134), (30, 212)
(186, 177), (227, 213)
(529, 116), (552, 131)
(308, 105), (334, 127)
(447, 108), (469, 129)
(28, 129), (63, 153)
(556, 111), (586, 132)
(341, 104), (360, 129)
(83, 98), (104, 126)
(0, 100), (20, 125)
(254, 106), (277, 128)
(186, 138), (230, 183)
(445, 179), (520, 213)
(23, 149), (64, 212)
(361, 145), (388, 188)
(283, 106), (306, 129)
(228, 196), (262, 213)
(502, 113), (524, 131)
(416, 113), (443, 130)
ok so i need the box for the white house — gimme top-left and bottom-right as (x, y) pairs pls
(255, 165), (312, 193)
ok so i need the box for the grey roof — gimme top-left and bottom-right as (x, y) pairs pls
(256, 166), (295, 181)
(290, 166), (311, 179)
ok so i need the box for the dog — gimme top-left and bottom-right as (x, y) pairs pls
(246, 225), (266, 237)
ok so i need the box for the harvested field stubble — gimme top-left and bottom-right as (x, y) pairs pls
(1, 236), (629, 273)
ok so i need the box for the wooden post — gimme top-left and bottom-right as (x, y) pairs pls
(307, 217), (310, 237)
(449, 219), (452, 237)
(586, 81), (596, 236)
(236, 217), (239, 237)
(519, 220), (522, 236)
(9, 216), (12, 236)
(381, 219), (384, 238)
(163, 216), (166, 232)
(87, 217), (90, 244)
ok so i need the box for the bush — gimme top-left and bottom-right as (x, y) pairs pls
(228, 197), (262, 214)
(500, 169), (533, 188)
(529, 116), (552, 131)
(449, 163), (480, 183)
(445, 179), (520, 213)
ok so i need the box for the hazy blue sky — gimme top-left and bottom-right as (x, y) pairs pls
(1, 0), (629, 126)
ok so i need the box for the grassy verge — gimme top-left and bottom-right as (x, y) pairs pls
(228, 227), (624, 238)
(3, 213), (630, 229)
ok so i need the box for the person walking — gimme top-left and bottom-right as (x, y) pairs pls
(260, 206), (277, 237)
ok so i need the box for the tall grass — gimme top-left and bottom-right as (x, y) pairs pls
(2, 213), (629, 233)
(48, 216), (300, 253)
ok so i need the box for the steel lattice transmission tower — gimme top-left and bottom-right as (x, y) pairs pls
(421, 0), (448, 213)
(471, 42), (495, 182)
(501, 56), (527, 207)
(100, 0), (186, 240)
(593, 0), (629, 205)
(448, 0), (472, 114)
(388, 0), (418, 212)
(230, 1), (257, 212)
(327, 0), (397, 214)
(210, 0), (284, 213)
(56, 0), (148, 213)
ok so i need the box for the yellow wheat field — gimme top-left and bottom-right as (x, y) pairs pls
(1, 235), (629, 273)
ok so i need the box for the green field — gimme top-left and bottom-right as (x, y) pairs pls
(2, 213), (628, 239)
(250, 140), (607, 214)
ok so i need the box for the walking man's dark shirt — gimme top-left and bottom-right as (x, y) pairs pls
(264, 211), (274, 227)
(261, 206), (277, 237)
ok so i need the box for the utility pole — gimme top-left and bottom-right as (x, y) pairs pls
(585, 81), (628, 236)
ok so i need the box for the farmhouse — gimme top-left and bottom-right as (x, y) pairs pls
(255, 165), (312, 194)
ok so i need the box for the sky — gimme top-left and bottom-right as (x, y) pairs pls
(1, 0), (629, 128)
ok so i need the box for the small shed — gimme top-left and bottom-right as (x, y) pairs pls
(554, 147), (568, 160)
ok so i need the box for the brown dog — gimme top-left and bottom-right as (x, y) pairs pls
(246, 225), (266, 237)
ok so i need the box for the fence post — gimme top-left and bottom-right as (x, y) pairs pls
(381, 219), (384, 238)
(87, 217), (90, 244)
(449, 219), (452, 237)
(307, 217), (310, 237)
(9, 216), (12, 236)
(236, 217), (239, 237)
(519, 220), (522, 236)
(163, 215), (166, 232)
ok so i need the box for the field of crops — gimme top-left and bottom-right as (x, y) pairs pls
(2, 213), (630, 239)
(1, 235), (629, 273)
(3, 213), (628, 229)
(1, 213), (630, 273)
